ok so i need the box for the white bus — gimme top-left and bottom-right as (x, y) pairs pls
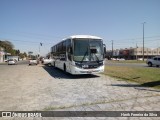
(51, 35), (106, 75)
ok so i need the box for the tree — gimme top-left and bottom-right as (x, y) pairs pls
(0, 40), (28, 57)
(19, 53), (24, 59)
(0, 40), (14, 54)
(23, 52), (27, 57)
(15, 49), (20, 55)
(10, 49), (16, 56)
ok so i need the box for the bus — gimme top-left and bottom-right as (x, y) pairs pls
(51, 35), (106, 75)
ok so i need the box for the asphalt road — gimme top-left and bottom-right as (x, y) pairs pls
(105, 60), (160, 68)
(0, 60), (29, 65)
(0, 63), (160, 120)
(17, 60), (29, 65)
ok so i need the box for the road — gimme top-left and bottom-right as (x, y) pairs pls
(0, 62), (160, 120)
(105, 60), (160, 68)
(0, 60), (29, 65)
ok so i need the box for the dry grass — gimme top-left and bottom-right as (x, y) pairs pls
(104, 66), (160, 89)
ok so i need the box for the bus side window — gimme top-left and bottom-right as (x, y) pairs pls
(66, 39), (72, 61)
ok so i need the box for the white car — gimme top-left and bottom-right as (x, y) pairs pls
(138, 58), (143, 61)
(8, 59), (17, 65)
(111, 58), (117, 60)
(42, 59), (53, 66)
(4, 59), (8, 62)
(146, 56), (160, 67)
(119, 58), (125, 61)
(29, 59), (38, 65)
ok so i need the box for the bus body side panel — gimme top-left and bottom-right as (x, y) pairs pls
(65, 61), (71, 73)
(54, 60), (71, 73)
(55, 60), (63, 70)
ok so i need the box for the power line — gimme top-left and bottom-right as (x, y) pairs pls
(106, 35), (160, 42)
(106, 39), (160, 45)
(1, 35), (160, 51)
(0, 31), (63, 40)
(0, 38), (56, 45)
(1, 31), (160, 42)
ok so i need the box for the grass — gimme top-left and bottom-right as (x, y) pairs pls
(104, 66), (160, 89)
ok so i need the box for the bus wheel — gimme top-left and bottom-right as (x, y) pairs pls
(48, 63), (51, 66)
(64, 64), (66, 73)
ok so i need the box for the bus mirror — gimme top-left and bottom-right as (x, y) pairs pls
(103, 44), (106, 55)
(104, 47), (106, 54)
(90, 46), (97, 53)
(90, 48), (97, 53)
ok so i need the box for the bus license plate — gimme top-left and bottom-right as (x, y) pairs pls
(87, 70), (92, 73)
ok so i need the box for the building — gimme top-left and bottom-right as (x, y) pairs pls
(113, 49), (120, 57)
(106, 47), (160, 60)
(7, 56), (19, 61)
(119, 48), (130, 59)
(152, 48), (160, 56)
(0, 47), (13, 62)
(0, 47), (5, 62)
(106, 49), (121, 59)
(130, 47), (160, 60)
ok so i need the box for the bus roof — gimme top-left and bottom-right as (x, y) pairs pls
(63, 35), (102, 40)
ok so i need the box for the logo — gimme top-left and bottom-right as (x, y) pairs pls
(2, 112), (11, 117)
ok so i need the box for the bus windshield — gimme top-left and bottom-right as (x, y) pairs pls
(73, 39), (103, 62)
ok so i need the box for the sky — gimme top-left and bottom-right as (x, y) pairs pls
(0, 0), (160, 56)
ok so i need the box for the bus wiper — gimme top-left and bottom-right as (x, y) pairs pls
(81, 49), (88, 63)
(91, 53), (99, 63)
(94, 54), (100, 63)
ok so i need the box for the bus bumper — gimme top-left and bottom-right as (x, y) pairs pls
(70, 65), (104, 75)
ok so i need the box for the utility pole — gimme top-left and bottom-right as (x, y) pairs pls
(136, 43), (138, 61)
(112, 40), (113, 58)
(142, 22), (146, 61)
(39, 43), (42, 57)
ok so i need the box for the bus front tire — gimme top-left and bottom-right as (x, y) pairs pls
(64, 64), (66, 73)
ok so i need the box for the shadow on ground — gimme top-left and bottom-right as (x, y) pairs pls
(111, 80), (160, 92)
(42, 65), (100, 79)
(141, 81), (160, 87)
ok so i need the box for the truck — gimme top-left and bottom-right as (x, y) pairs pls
(146, 56), (160, 67)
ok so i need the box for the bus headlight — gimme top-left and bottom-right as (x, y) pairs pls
(75, 62), (82, 68)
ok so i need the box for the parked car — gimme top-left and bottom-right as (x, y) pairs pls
(8, 59), (17, 65)
(111, 58), (117, 61)
(119, 58), (125, 61)
(138, 58), (143, 61)
(146, 56), (160, 67)
(117, 58), (125, 61)
(29, 59), (38, 65)
(4, 59), (8, 62)
(42, 59), (53, 66)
